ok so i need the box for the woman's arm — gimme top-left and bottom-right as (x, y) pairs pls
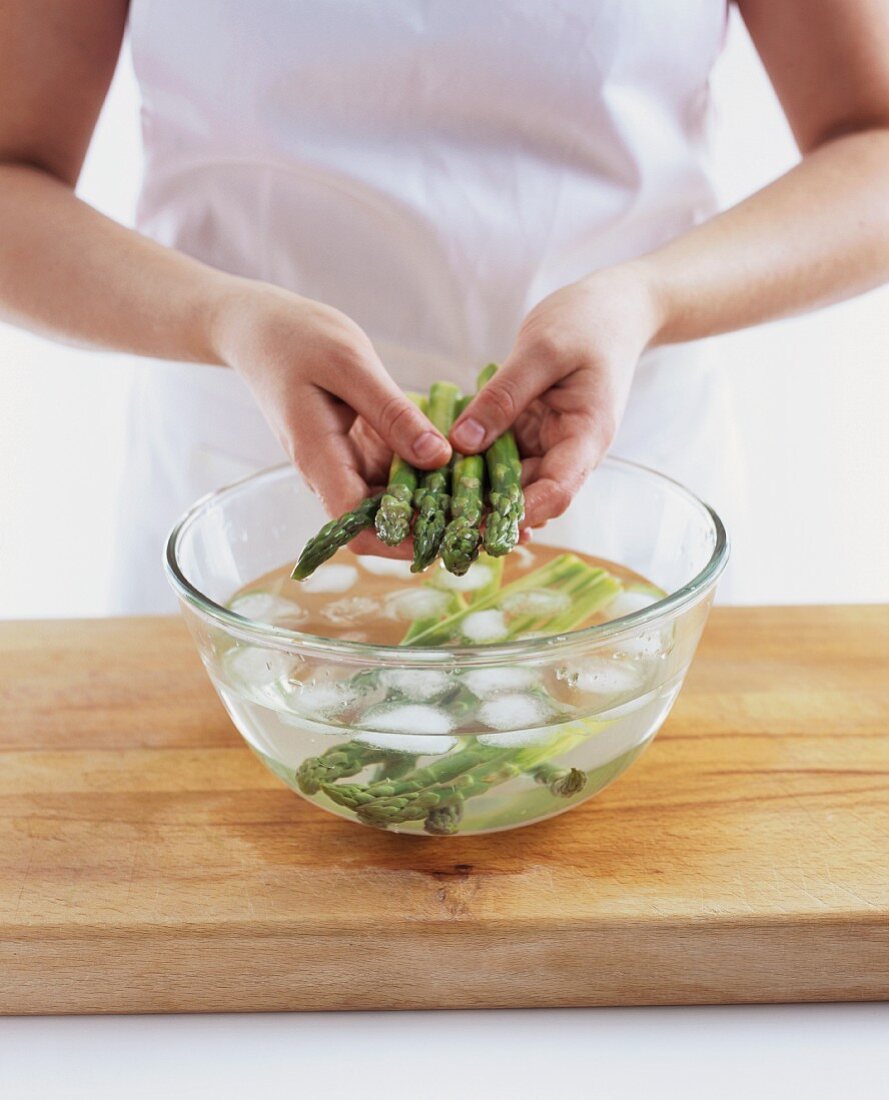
(643, 0), (889, 342)
(452, 0), (889, 526)
(0, 0), (449, 519)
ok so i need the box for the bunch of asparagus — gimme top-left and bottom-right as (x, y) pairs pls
(291, 365), (525, 581)
(292, 551), (622, 834)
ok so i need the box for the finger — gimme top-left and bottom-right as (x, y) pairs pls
(284, 390), (371, 516)
(519, 455), (541, 487)
(450, 348), (561, 453)
(521, 427), (601, 528)
(349, 530), (413, 560)
(326, 358), (451, 469)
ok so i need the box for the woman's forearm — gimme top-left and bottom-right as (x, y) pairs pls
(0, 162), (237, 363)
(637, 129), (889, 346)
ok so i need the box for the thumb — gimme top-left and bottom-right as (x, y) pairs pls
(329, 359), (452, 469)
(450, 352), (557, 453)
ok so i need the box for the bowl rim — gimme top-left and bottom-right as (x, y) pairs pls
(164, 456), (729, 666)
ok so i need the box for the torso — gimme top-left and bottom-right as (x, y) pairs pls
(113, 1), (741, 614)
(129, 0), (726, 387)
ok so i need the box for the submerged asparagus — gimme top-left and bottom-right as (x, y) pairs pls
(291, 494), (382, 580)
(297, 738), (395, 794)
(323, 725), (591, 829)
(375, 393), (424, 546)
(406, 552), (620, 646)
(411, 381), (461, 572)
(530, 762), (587, 798)
(292, 552), (619, 833)
(476, 364), (525, 557)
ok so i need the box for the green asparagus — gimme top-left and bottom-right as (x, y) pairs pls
(411, 381), (461, 572)
(424, 801), (464, 835)
(323, 724), (591, 828)
(375, 393), (424, 546)
(530, 762), (587, 797)
(297, 738), (395, 794)
(291, 494), (382, 581)
(406, 552), (620, 646)
(476, 364), (524, 557)
(440, 398), (486, 576)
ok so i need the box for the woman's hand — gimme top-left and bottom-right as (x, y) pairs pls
(450, 264), (663, 529)
(211, 281), (452, 529)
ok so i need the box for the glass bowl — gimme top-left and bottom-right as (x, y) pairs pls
(165, 458), (728, 836)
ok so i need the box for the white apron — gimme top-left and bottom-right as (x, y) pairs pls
(113, 0), (740, 613)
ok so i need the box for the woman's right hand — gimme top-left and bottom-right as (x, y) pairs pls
(210, 280), (452, 524)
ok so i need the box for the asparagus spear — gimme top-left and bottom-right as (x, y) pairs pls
(476, 364), (525, 557)
(398, 590), (465, 644)
(324, 724), (591, 828)
(297, 738), (395, 794)
(411, 381), (461, 572)
(440, 397), (486, 576)
(530, 762), (587, 797)
(424, 801), (464, 836)
(406, 552), (620, 646)
(291, 494), (382, 581)
(375, 393), (424, 546)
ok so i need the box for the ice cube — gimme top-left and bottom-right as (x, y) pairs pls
(385, 587), (452, 622)
(229, 592), (305, 625)
(563, 657), (643, 695)
(364, 703), (457, 735)
(379, 668), (452, 701)
(354, 703), (459, 754)
(287, 682), (359, 718)
(226, 646), (294, 689)
(510, 544), (535, 568)
(479, 692), (552, 731)
(501, 588), (571, 617)
(461, 666), (539, 697)
(461, 609), (509, 643)
(605, 590), (659, 620)
(431, 561), (494, 592)
(358, 555), (415, 578)
(353, 732), (458, 755)
(613, 630), (670, 660)
(321, 596), (379, 625)
(298, 563), (358, 594)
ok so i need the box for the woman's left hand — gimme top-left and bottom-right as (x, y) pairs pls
(450, 263), (663, 529)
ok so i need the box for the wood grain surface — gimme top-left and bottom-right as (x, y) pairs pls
(1, 607), (887, 1014)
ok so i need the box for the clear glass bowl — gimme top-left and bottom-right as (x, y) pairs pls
(165, 458), (728, 836)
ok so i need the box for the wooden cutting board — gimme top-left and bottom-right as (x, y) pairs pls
(1, 607), (887, 1014)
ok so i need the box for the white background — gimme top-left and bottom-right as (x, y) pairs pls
(1, 14), (887, 618)
(1, 14), (888, 1098)
(2, 1004), (889, 1100)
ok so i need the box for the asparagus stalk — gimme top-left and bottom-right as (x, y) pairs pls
(291, 494), (382, 581)
(297, 738), (395, 794)
(411, 382), (461, 572)
(440, 398), (486, 576)
(406, 552), (619, 646)
(504, 569), (621, 639)
(375, 393), (424, 546)
(398, 590), (466, 644)
(424, 801), (464, 836)
(476, 364), (525, 557)
(530, 762), (587, 797)
(324, 724), (591, 828)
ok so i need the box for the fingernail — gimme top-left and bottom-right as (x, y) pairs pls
(452, 418), (486, 450)
(413, 431), (446, 461)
